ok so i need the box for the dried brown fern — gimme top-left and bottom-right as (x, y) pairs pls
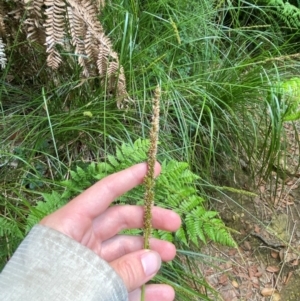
(0, 9), (6, 37)
(0, 5), (6, 69)
(23, 0), (46, 44)
(19, 0), (130, 105)
(0, 38), (6, 69)
(69, 0), (102, 77)
(94, 0), (105, 12)
(67, 0), (130, 106)
(67, 7), (91, 76)
(44, 0), (66, 69)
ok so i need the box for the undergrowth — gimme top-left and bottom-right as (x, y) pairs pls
(1, 0), (300, 299)
(24, 139), (236, 247)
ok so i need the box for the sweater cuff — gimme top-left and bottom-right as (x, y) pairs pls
(0, 224), (127, 301)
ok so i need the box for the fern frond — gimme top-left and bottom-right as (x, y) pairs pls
(26, 191), (67, 231)
(22, 139), (235, 249)
(69, 0), (103, 34)
(44, 0), (66, 69)
(94, 0), (105, 12)
(67, 6), (90, 76)
(0, 217), (22, 238)
(0, 6), (7, 69)
(115, 145), (125, 162)
(0, 37), (6, 69)
(269, 77), (300, 121)
(107, 154), (120, 167)
(23, 0), (46, 43)
(266, 0), (300, 29)
(188, 207), (236, 247)
(0, 8), (6, 37)
(95, 161), (115, 176)
(175, 227), (188, 246)
(46, 49), (62, 69)
(67, 0), (130, 105)
(179, 196), (203, 212)
(22, 0), (131, 104)
(153, 230), (173, 242)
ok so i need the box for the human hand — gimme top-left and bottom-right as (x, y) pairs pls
(40, 162), (181, 301)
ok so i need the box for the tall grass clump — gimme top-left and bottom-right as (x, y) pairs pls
(1, 0), (300, 298)
(100, 0), (300, 179)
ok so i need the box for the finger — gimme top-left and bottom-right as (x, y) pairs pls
(129, 285), (175, 301)
(110, 250), (161, 292)
(68, 162), (161, 219)
(93, 206), (181, 241)
(101, 235), (177, 262)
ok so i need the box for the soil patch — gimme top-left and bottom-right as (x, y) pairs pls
(202, 122), (300, 301)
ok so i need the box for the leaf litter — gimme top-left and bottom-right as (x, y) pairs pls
(198, 121), (300, 300)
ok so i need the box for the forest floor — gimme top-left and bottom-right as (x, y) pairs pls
(200, 122), (300, 301)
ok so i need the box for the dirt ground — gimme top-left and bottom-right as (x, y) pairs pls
(200, 122), (300, 301)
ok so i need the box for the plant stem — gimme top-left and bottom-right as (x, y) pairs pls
(141, 85), (160, 301)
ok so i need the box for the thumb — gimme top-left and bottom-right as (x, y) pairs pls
(110, 250), (161, 292)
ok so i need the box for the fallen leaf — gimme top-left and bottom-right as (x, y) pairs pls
(291, 259), (299, 266)
(271, 250), (279, 259)
(266, 266), (280, 273)
(272, 292), (281, 301)
(248, 265), (257, 277)
(251, 276), (259, 284)
(280, 250), (298, 263)
(254, 224), (261, 233)
(261, 287), (276, 296)
(228, 248), (237, 256)
(237, 272), (249, 280)
(232, 280), (239, 288)
(219, 274), (228, 285)
(243, 241), (251, 251)
(254, 271), (263, 277)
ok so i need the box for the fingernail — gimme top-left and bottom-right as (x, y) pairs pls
(141, 251), (161, 277)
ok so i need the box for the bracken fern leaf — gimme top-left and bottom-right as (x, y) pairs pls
(23, 139), (236, 248)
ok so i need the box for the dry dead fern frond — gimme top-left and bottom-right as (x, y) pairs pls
(68, 0), (130, 106)
(94, 0), (105, 12)
(44, 0), (66, 69)
(23, 0), (46, 44)
(0, 37), (7, 69)
(0, 4), (6, 69)
(20, 0), (130, 106)
(0, 9), (6, 37)
(67, 6), (91, 76)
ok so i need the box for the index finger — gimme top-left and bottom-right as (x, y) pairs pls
(68, 162), (161, 219)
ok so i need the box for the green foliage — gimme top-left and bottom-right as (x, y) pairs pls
(265, 0), (300, 28)
(25, 191), (67, 232)
(269, 77), (300, 122)
(2, 1), (300, 296)
(0, 217), (22, 238)
(23, 139), (236, 247)
(0, 216), (24, 270)
(262, 77), (300, 175)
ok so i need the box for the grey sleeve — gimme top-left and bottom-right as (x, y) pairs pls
(0, 224), (128, 301)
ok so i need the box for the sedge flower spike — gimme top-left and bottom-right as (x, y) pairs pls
(141, 85), (160, 301)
